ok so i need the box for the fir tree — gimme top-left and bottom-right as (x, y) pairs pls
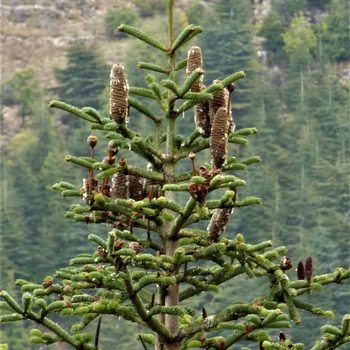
(52, 40), (109, 126)
(199, 0), (255, 122)
(1, 2), (350, 350)
(321, 0), (350, 63)
(2, 69), (41, 125)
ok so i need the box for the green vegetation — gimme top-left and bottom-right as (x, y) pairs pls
(258, 10), (286, 63)
(52, 40), (109, 125)
(1, 69), (40, 124)
(0, 0), (349, 349)
(281, 11), (317, 60)
(134, 0), (167, 17)
(321, 0), (350, 62)
(104, 7), (138, 39)
(184, 1), (206, 26)
(199, 0), (255, 119)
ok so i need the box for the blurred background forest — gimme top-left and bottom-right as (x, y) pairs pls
(0, 0), (349, 348)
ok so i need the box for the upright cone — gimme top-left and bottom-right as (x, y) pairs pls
(207, 207), (233, 241)
(111, 173), (128, 199)
(128, 174), (144, 201)
(194, 85), (211, 137)
(210, 106), (229, 168)
(186, 46), (203, 92)
(109, 64), (129, 124)
(209, 80), (229, 127)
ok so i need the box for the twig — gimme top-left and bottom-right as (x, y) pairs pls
(139, 334), (148, 350)
(94, 314), (102, 348)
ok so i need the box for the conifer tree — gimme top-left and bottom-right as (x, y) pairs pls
(52, 40), (109, 126)
(199, 0), (254, 121)
(1, 2), (350, 350)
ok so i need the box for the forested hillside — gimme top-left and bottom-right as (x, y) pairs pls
(1, 0), (349, 348)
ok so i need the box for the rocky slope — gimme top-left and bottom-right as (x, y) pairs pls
(1, 0), (269, 85)
(0, 0), (270, 146)
(1, 0), (130, 85)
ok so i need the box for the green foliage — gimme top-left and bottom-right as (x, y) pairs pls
(52, 40), (109, 125)
(104, 7), (138, 39)
(258, 10), (287, 63)
(273, 0), (306, 23)
(242, 10), (350, 343)
(281, 11), (317, 60)
(321, 0), (350, 62)
(199, 0), (255, 121)
(184, 1), (206, 26)
(2, 69), (40, 123)
(285, 0), (307, 14)
(134, 0), (167, 17)
(306, 0), (331, 9)
(0, 70), (112, 347)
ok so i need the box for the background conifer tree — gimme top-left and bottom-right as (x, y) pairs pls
(52, 40), (109, 127)
(1, 2), (350, 350)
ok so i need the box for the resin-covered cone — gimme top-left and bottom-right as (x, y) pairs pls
(128, 174), (144, 201)
(305, 256), (313, 283)
(111, 173), (128, 199)
(186, 46), (203, 92)
(210, 106), (229, 168)
(109, 64), (129, 124)
(207, 207), (233, 241)
(209, 79), (229, 126)
(194, 85), (211, 137)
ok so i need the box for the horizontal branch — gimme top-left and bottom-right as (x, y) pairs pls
(118, 24), (166, 51)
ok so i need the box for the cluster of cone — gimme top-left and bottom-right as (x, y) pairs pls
(95, 48), (239, 242)
(84, 135), (161, 207)
(187, 46), (235, 169)
(187, 46), (237, 241)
